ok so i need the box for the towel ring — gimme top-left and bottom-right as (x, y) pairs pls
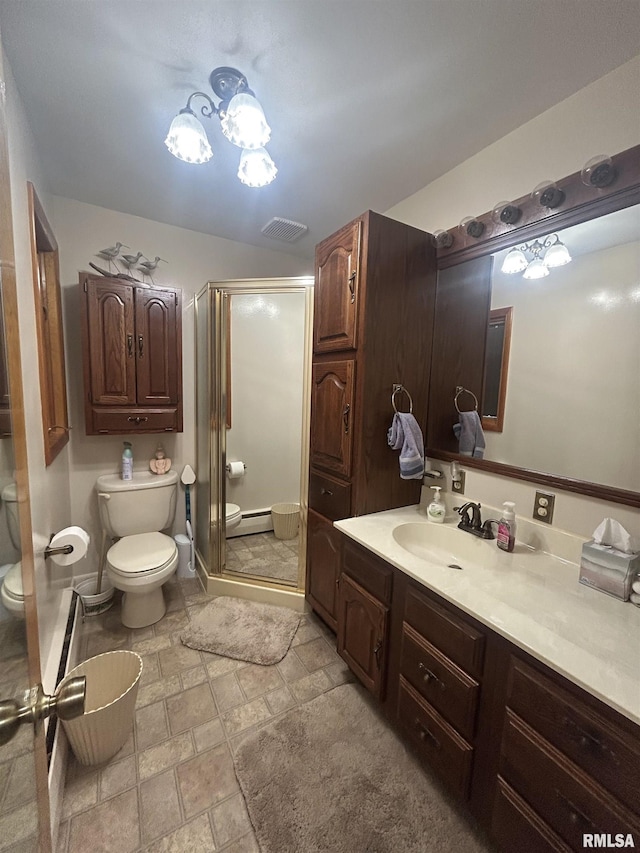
(454, 385), (478, 413)
(392, 384), (413, 414)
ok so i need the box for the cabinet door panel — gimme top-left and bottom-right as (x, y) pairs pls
(310, 360), (354, 478)
(306, 509), (342, 630)
(314, 220), (360, 353)
(135, 287), (179, 405)
(337, 573), (388, 699)
(86, 279), (136, 404)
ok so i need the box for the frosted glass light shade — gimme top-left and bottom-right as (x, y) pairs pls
(221, 93), (271, 149)
(237, 148), (277, 187)
(544, 242), (572, 268)
(501, 248), (528, 274)
(165, 111), (213, 164)
(523, 258), (549, 280)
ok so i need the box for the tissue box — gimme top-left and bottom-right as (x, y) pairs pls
(579, 540), (640, 600)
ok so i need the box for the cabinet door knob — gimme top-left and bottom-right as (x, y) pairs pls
(418, 662), (442, 687)
(414, 718), (440, 750)
(555, 790), (594, 829)
(373, 639), (382, 667)
(342, 404), (350, 433)
(127, 334), (133, 357)
(138, 335), (144, 357)
(348, 270), (356, 303)
(320, 487), (333, 496)
(127, 416), (149, 425)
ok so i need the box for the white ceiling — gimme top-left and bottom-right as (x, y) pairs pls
(1, 1), (638, 259)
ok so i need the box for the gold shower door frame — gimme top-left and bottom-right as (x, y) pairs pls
(195, 278), (314, 601)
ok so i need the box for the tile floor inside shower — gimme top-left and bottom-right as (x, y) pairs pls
(56, 576), (352, 853)
(225, 532), (299, 586)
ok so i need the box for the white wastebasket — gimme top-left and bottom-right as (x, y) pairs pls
(60, 650), (142, 765)
(271, 502), (300, 540)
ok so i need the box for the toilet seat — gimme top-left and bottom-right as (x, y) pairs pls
(2, 562), (23, 601)
(108, 532), (177, 576)
(226, 503), (242, 525)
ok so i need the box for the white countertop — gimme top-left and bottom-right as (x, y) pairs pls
(334, 505), (640, 726)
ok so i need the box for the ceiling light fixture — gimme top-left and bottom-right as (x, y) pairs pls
(165, 66), (277, 187)
(501, 233), (571, 280)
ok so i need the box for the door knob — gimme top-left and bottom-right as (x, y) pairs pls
(0, 677), (86, 746)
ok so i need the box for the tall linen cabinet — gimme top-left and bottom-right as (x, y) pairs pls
(306, 211), (437, 629)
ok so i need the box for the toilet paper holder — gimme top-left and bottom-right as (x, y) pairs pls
(226, 462), (247, 472)
(44, 536), (74, 560)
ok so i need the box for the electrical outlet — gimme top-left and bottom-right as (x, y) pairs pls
(533, 491), (555, 524)
(451, 471), (465, 495)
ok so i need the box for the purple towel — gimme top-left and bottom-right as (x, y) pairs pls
(387, 413), (425, 479)
(453, 411), (486, 458)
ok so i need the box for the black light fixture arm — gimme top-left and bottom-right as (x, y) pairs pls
(182, 91), (218, 120)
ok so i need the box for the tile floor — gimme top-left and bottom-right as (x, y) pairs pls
(225, 533), (299, 586)
(56, 576), (352, 852)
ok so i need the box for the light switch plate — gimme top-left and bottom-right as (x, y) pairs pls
(451, 471), (465, 495)
(533, 491), (555, 524)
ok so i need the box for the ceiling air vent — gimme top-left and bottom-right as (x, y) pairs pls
(261, 217), (308, 243)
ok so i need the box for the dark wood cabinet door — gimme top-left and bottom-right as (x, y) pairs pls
(86, 278), (136, 405)
(337, 573), (388, 699)
(306, 509), (342, 630)
(134, 287), (180, 405)
(314, 220), (360, 353)
(310, 360), (354, 478)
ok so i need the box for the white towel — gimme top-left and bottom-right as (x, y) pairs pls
(387, 413), (425, 480)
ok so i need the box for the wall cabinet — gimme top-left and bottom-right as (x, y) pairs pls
(80, 273), (183, 435)
(306, 211), (437, 627)
(334, 536), (640, 853)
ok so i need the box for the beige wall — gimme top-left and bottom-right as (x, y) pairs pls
(387, 56), (640, 539)
(3, 49), (73, 682)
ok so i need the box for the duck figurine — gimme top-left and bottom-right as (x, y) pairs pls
(149, 444), (172, 475)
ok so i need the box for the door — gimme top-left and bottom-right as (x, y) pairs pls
(337, 573), (388, 699)
(310, 360), (355, 478)
(0, 80), (52, 848)
(314, 219), (361, 353)
(306, 509), (342, 630)
(134, 286), (180, 406)
(84, 277), (136, 405)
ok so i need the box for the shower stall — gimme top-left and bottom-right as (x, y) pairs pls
(194, 278), (314, 608)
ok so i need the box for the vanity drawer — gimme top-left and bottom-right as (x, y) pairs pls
(400, 623), (479, 741)
(398, 676), (473, 799)
(404, 585), (485, 678)
(343, 539), (393, 605)
(491, 778), (572, 853)
(91, 407), (180, 433)
(308, 471), (351, 520)
(507, 657), (640, 816)
(499, 711), (640, 850)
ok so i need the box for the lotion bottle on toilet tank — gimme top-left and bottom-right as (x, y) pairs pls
(121, 442), (133, 481)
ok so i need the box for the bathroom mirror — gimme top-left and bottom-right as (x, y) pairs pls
(427, 150), (640, 507)
(481, 307), (512, 433)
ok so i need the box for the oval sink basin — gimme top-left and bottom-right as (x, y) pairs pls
(392, 522), (495, 568)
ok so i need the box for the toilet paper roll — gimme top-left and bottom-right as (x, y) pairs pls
(48, 526), (90, 566)
(227, 461), (246, 480)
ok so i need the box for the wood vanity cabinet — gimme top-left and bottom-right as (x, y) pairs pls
(334, 535), (640, 853)
(80, 273), (183, 435)
(306, 212), (436, 626)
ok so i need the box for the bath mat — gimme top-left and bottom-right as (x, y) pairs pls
(180, 596), (301, 665)
(233, 683), (492, 853)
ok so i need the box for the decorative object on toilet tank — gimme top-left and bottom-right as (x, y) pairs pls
(150, 444), (171, 474)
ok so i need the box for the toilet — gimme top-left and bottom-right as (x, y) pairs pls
(96, 470), (179, 629)
(0, 483), (25, 619)
(226, 503), (242, 532)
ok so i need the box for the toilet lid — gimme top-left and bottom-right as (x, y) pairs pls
(3, 562), (23, 599)
(108, 532), (177, 575)
(226, 503), (241, 521)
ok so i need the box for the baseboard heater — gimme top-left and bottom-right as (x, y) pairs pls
(227, 508), (273, 538)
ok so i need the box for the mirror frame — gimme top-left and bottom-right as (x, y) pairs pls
(428, 144), (640, 508)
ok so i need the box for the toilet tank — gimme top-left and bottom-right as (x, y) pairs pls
(96, 471), (179, 538)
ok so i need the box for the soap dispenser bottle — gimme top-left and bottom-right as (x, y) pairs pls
(497, 501), (516, 552)
(121, 442), (133, 481)
(427, 486), (446, 523)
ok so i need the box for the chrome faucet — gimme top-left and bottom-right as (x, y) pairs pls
(454, 502), (498, 539)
